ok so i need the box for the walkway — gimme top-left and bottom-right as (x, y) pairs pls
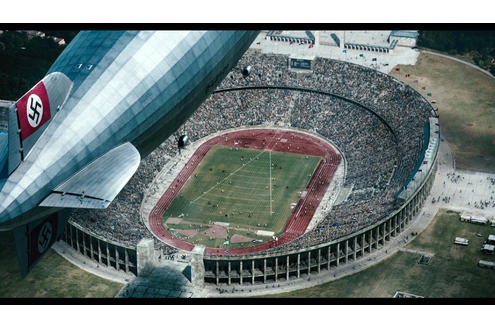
(252, 31), (420, 75)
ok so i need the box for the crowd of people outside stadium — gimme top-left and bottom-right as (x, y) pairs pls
(70, 49), (434, 255)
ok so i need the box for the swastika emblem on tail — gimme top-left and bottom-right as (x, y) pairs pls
(16, 80), (52, 141)
(37, 221), (53, 254)
(27, 94), (43, 128)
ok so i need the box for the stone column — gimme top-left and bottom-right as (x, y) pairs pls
(263, 258), (267, 283)
(361, 233), (365, 256)
(388, 219), (392, 240)
(115, 246), (120, 271)
(125, 248), (129, 273)
(399, 212), (403, 232)
(412, 198), (416, 217)
(399, 210), (404, 232)
(89, 236), (94, 260)
(216, 261), (220, 285)
(69, 224), (74, 249)
(106, 242), (110, 267)
(394, 215), (398, 235)
(82, 231), (86, 256)
(375, 227), (379, 248)
(240, 261), (243, 285)
(286, 256), (290, 280)
(368, 231), (372, 252)
(75, 229), (80, 252)
(353, 237), (357, 260)
(344, 240), (348, 264)
(275, 257), (278, 282)
(97, 239), (102, 264)
(379, 224), (383, 244)
(251, 260), (255, 285)
(191, 245), (206, 288)
(307, 251), (311, 276)
(297, 253), (300, 278)
(136, 238), (154, 276)
(327, 246), (331, 270)
(336, 243), (340, 266)
(391, 216), (395, 237)
(317, 249), (321, 274)
(227, 261), (231, 285)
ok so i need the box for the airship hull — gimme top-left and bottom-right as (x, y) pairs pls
(0, 30), (258, 274)
(0, 30), (258, 228)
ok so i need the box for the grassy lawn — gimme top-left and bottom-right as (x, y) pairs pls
(163, 145), (321, 248)
(0, 231), (123, 298)
(390, 51), (495, 173)
(269, 209), (495, 298)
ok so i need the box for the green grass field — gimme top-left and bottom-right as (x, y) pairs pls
(269, 209), (495, 298)
(163, 145), (321, 248)
(0, 231), (123, 298)
(391, 51), (495, 173)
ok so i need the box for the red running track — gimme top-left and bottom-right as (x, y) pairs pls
(148, 128), (341, 256)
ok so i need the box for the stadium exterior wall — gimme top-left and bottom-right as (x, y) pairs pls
(60, 220), (138, 276)
(201, 153), (438, 286)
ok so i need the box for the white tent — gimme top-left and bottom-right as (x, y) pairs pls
(478, 260), (495, 269)
(454, 237), (469, 246)
(482, 244), (495, 254)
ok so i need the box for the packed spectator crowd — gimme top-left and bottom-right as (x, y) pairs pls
(69, 49), (434, 255)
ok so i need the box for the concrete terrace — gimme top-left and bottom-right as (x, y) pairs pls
(252, 31), (420, 74)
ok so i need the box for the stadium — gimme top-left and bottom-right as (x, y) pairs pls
(61, 47), (439, 289)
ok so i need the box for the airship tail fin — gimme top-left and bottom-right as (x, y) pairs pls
(12, 210), (69, 276)
(7, 72), (72, 174)
(39, 142), (141, 209)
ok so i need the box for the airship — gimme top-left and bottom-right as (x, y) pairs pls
(0, 30), (259, 273)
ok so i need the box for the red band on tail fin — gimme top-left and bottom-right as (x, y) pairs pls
(16, 81), (52, 141)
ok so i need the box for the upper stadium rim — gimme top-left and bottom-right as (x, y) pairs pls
(68, 49), (437, 261)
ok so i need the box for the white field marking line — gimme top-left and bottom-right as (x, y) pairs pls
(214, 184), (270, 191)
(196, 187), (270, 204)
(191, 130), (281, 209)
(195, 172), (272, 201)
(196, 194), (269, 202)
(190, 148), (269, 204)
(226, 173), (270, 179)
